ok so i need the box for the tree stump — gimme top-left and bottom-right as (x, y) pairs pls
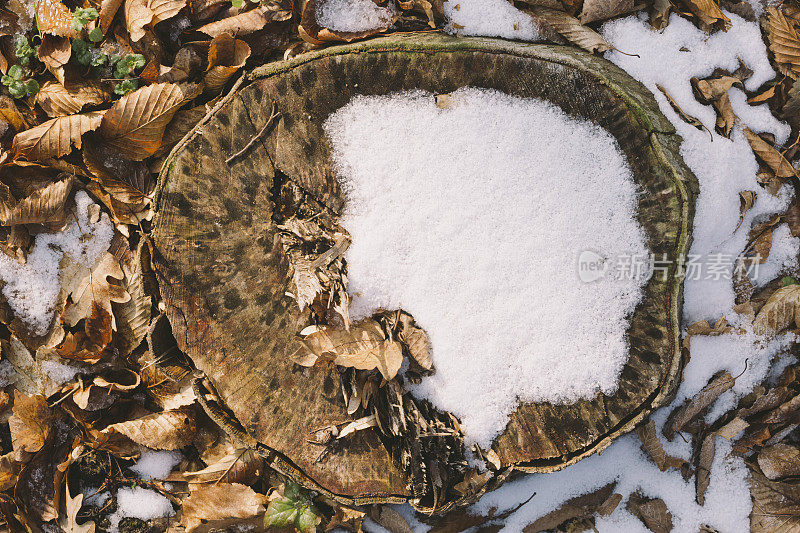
(152, 33), (698, 509)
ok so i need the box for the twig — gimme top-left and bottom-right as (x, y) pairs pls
(226, 102), (281, 164)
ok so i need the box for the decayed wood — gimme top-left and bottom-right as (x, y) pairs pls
(152, 33), (697, 505)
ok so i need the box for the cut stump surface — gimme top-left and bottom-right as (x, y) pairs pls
(152, 33), (698, 505)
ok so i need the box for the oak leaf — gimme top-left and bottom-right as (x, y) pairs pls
(9, 391), (53, 456)
(61, 251), (131, 330)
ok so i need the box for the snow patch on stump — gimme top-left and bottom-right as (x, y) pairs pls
(325, 87), (648, 446)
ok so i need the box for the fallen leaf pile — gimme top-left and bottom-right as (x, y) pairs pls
(0, 0), (798, 531)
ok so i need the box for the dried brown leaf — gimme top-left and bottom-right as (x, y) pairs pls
(737, 191), (757, 232)
(744, 127), (797, 178)
(36, 81), (108, 118)
(100, 0), (125, 32)
(523, 482), (616, 532)
(102, 409), (195, 449)
(61, 251), (131, 330)
(683, 0), (730, 29)
(367, 505), (414, 533)
(293, 320), (404, 380)
(204, 33), (251, 95)
(749, 466), (800, 532)
(184, 448), (262, 485)
(758, 444), (800, 480)
(753, 284), (800, 335)
(99, 82), (190, 160)
(636, 419), (686, 472)
(579, 0), (634, 23)
(181, 483), (266, 533)
(657, 83), (710, 134)
(0, 175), (73, 226)
(523, 6), (612, 53)
(113, 242), (152, 356)
(691, 75), (742, 104)
(9, 392), (53, 456)
(12, 111), (104, 160)
(696, 433), (715, 505)
(626, 492), (673, 533)
(125, 0), (187, 41)
(38, 34), (71, 72)
(197, 5), (290, 37)
(664, 372), (735, 440)
(766, 6), (800, 79)
(36, 0), (77, 37)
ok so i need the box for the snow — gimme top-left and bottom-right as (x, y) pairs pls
(40, 360), (82, 385)
(130, 450), (183, 480)
(752, 223), (800, 287)
(0, 191), (114, 336)
(316, 0), (396, 32)
(108, 487), (174, 532)
(443, 0), (542, 40)
(326, 87), (648, 446)
(603, 13), (793, 324)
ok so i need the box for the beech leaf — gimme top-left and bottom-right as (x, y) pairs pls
(744, 127), (797, 178)
(36, 0), (77, 37)
(754, 284), (800, 335)
(99, 82), (191, 160)
(12, 111), (104, 161)
(766, 7), (800, 79)
(102, 409), (196, 450)
(181, 483), (266, 533)
(663, 372), (735, 440)
(523, 6), (613, 53)
(124, 0), (187, 41)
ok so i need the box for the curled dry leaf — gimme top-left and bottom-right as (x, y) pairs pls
(757, 443), (800, 480)
(204, 33), (251, 95)
(0, 175), (74, 226)
(523, 482), (616, 532)
(38, 34), (71, 72)
(522, 6), (613, 53)
(744, 127), (797, 178)
(713, 92), (735, 138)
(753, 284), (800, 335)
(59, 482), (95, 533)
(579, 0), (635, 24)
(683, 0), (730, 29)
(112, 242), (152, 356)
(197, 5), (291, 37)
(300, 0), (396, 44)
(36, 81), (109, 118)
(125, 0), (187, 41)
(102, 409), (196, 450)
(696, 433), (715, 505)
(100, 0), (125, 32)
(626, 492), (673, 533)
(9, 392), (53, 457)
(36, 0), (77, 37)
(663, 372), (735, 440)
(691, 75), (742, 104)
(737, 191), (757, 232)
(292, 319), (404, 380)
(99, 82), (192, 160)
(636, 419), (686, 472)
(12, 111), (104, 161)
(657, 84), (710, 134)
(766, 7), (800, 79)
(181, 483), (266, 533)
(184, 447), (262, 484)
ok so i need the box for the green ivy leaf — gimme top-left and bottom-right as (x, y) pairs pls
(113, 78), (138, 95)
(7, 65), (23, 81)
(25, 79), (40, 96)
(8, 80), (27, 99)
(264, 482), (321, 533)
(88, 27), (104, 43)
(72, 7), (99, 31)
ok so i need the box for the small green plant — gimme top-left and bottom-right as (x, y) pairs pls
(2, 65), (39, 99)
(264, 482), (321, 533)
(71, 38), (94, 66)
(113, 53), (146, 80)
(114, 78), (138, 95)
(88, 27), (104, 43)
(782, 276), (799, 287)
(14, 35), (36, 66)
(231, 0), (259, 7)
(72, 7), (99, 31)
